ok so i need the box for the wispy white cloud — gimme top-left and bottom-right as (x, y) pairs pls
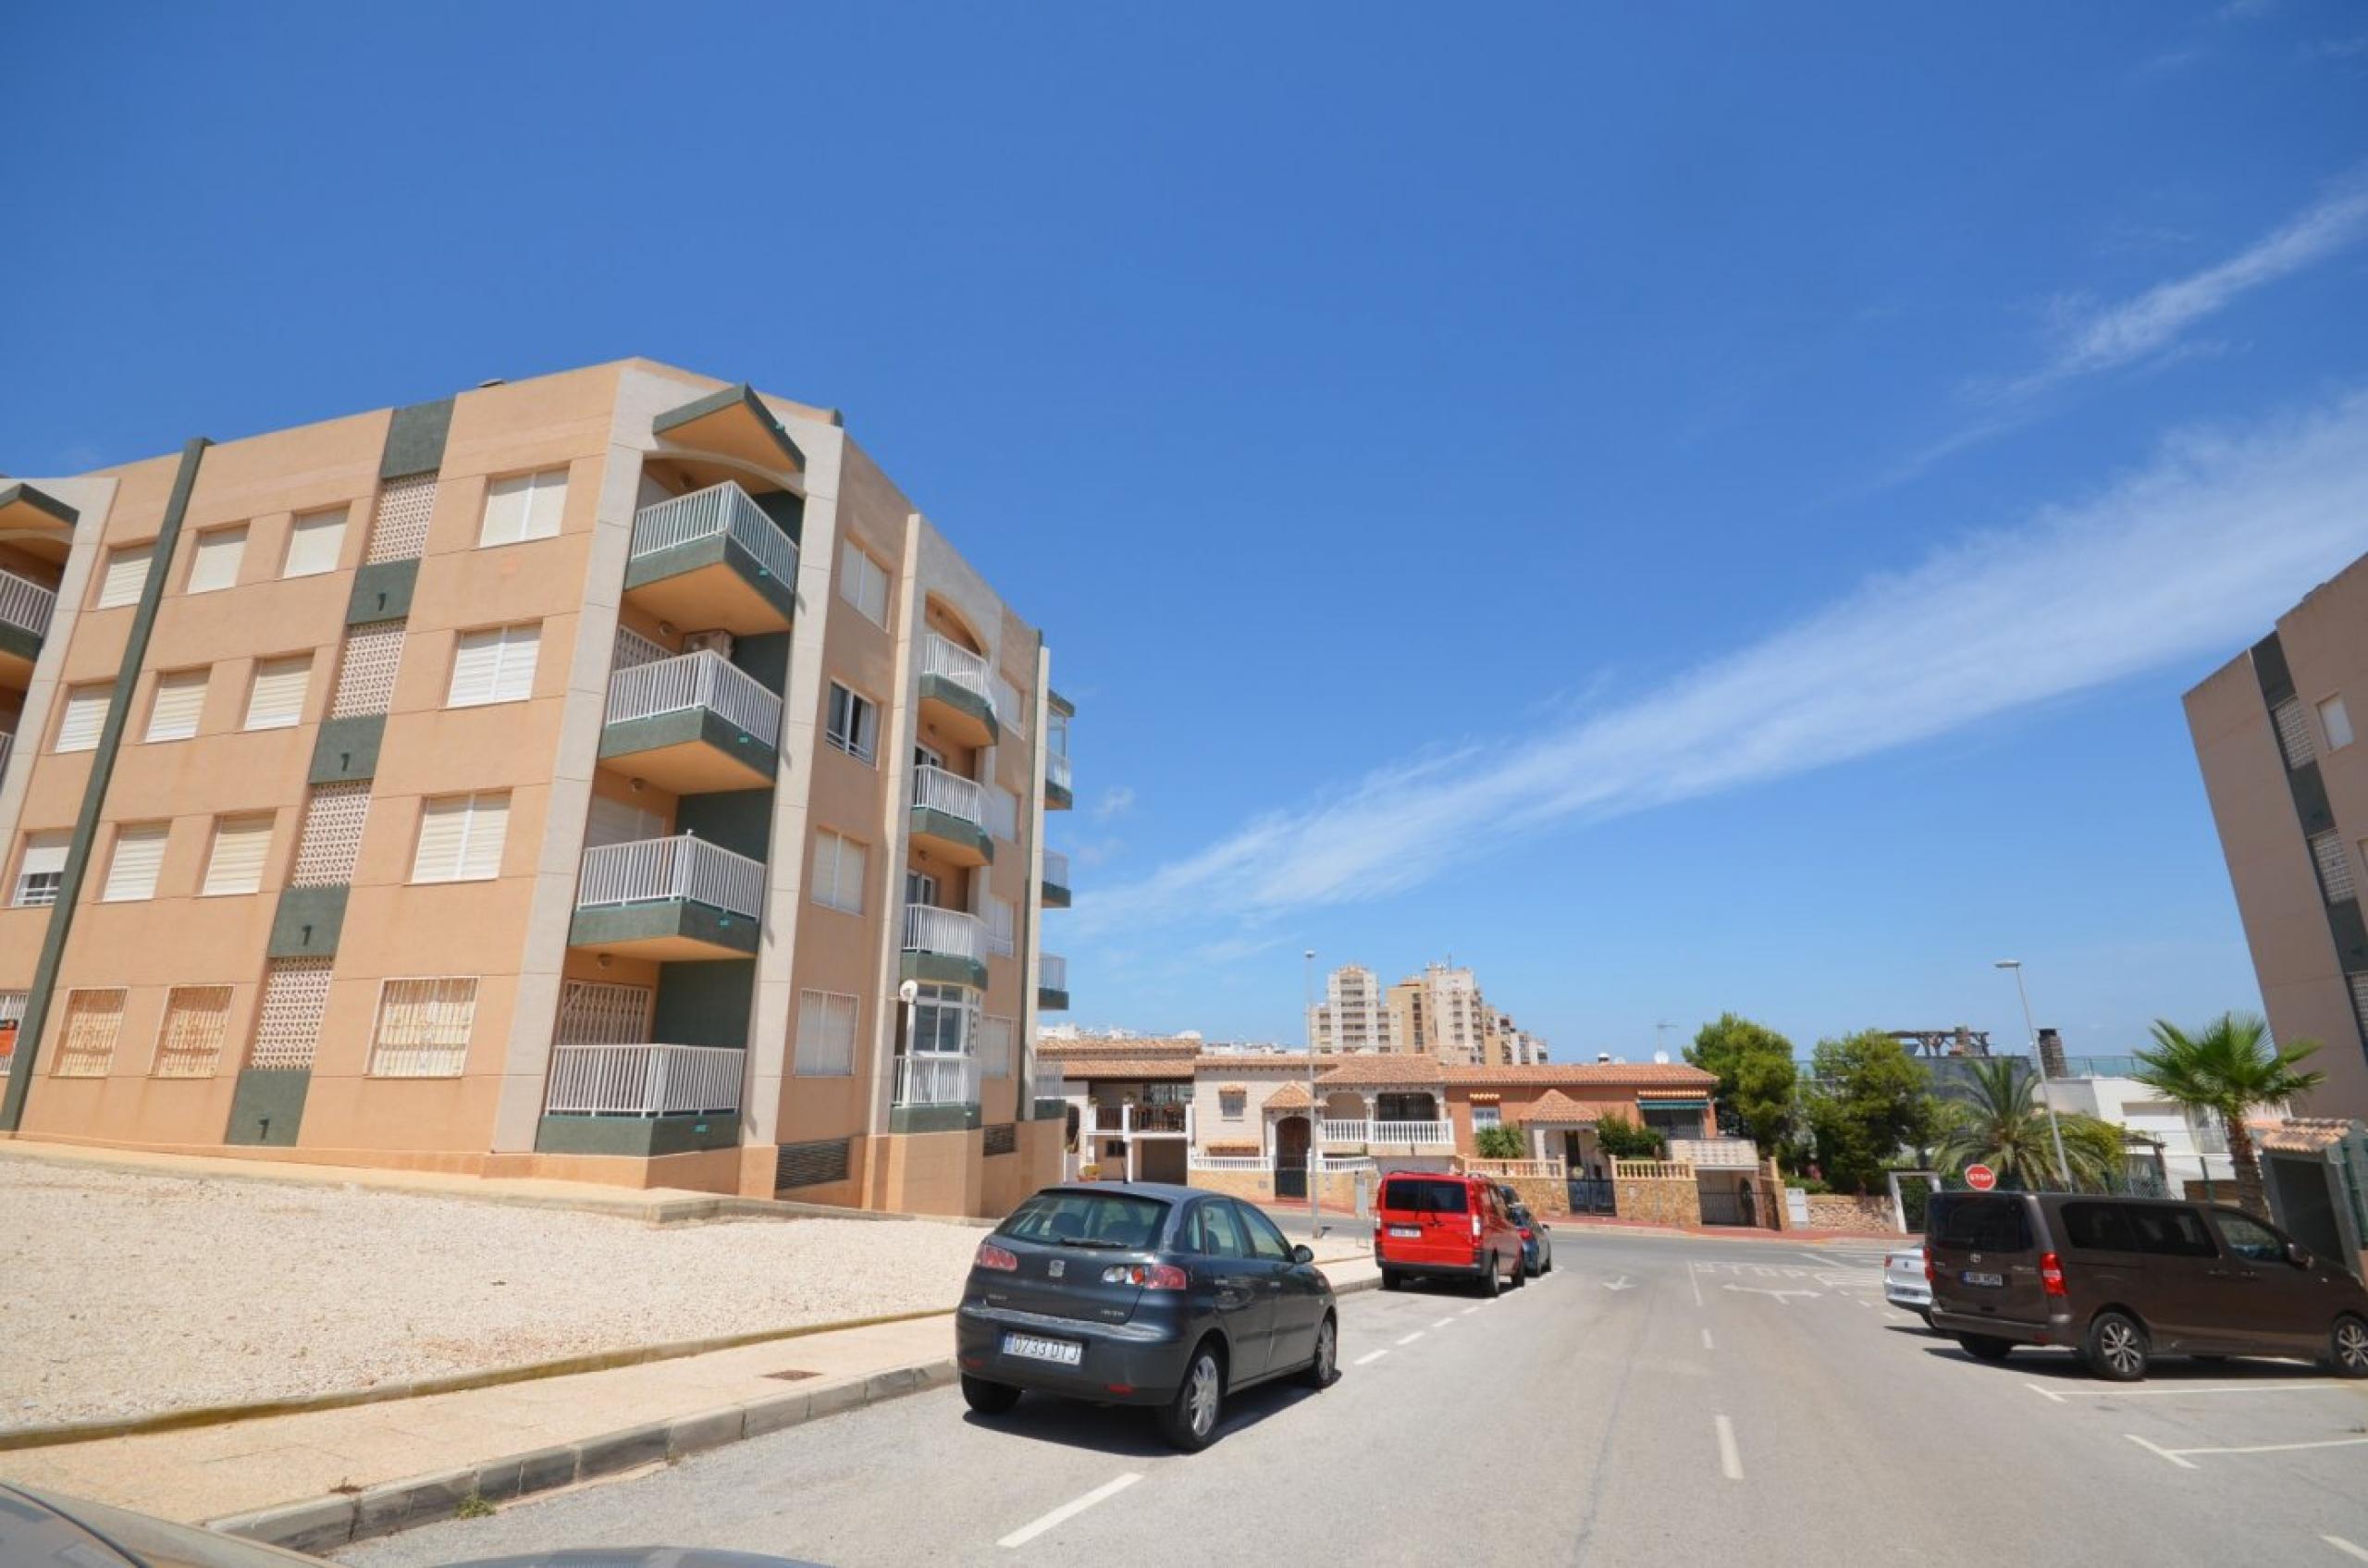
(1092, 785), (1137, 822)
(1079, 393), (2368, 938)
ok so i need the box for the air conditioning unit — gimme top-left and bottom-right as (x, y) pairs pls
(682, 630), (735, 659)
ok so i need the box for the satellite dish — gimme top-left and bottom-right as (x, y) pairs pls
(1653, 1051), (1670, 1065)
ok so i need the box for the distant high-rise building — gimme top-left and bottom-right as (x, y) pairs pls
(1308, 963), (1393, 1054)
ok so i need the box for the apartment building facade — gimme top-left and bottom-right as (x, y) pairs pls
(2187, 550), (2368, 1123)
(0, 360), (1073, 1216)
(1308, 963), (1394, 1054)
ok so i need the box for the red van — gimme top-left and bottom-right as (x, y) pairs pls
(1373, 1171), (1526, 1296)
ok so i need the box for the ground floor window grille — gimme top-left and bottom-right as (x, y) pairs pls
(369, 977), (477, 1078)
(153, 985), (232, 1078)
(53, 989), (126, 1078)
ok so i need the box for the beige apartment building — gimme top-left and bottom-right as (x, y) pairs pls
(0, 359), (1075, 1216)
(1307, 963), (1394, 1054)
(2186, 550), (2368, 1123)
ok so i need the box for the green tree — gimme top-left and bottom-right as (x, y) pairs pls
(1802, 1031), (1937, 1195)
(1474, 1125), (1528, 1160)
(1687, 1013), (1799, 1154)
(1932, 1056), (2118, 1191)
(2133, 1012), (2324, 1220)
(1594, 1112), (1667, 1160)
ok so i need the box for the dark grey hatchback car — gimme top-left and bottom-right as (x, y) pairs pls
(956, 1182), (1338, 1450)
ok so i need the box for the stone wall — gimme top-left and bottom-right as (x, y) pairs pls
(1486, 1175), (1567, 1215)
(1614, 1176), (1701, 1228)
(1803, 1193), (1903, 1235)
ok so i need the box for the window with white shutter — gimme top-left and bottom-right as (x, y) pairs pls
(56, 684), (112, 752)
(586, 794), (667, 847)
(96, 545), (152, 609)
(411, 792), (510, 883)
(986, 784), (1018, 842)
(247, 957), (331, 1068)
(369, 977), (477, 1077)
(477, 468), (570, 548)
(447, 623), (540, 707)
(145, 669), (209, 743)
(12, 831), (68, 907)
(283, 508), (349, 577)
(187, 526), (247, 594)
(2322, 695), (2355, 752)
(53, 990), (125, 1078)
(983, 894), (1016, 957)
(794, 989), (858, 1076)
(202, 813), (275, 895)
(810, 829), (868, 914)
(102, 821), (169, 902)
(979, 1015), (1016, 1078)
(330, 622), (405, 718)
(290, 782), (371, 887)
(243, 656), (312, 730)
(837, 547), (891, 627)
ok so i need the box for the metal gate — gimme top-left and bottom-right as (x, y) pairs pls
(1698, 1187), (1751, 1226)
(1276, 1162), (1308, 1200)
(1566, 1177), (1614, 1215)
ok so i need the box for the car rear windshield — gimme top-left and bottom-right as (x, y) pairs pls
(1929, 1194), (2032, 1253)
(1381, 1178), (1470, 1215)
(999, 1191), (1170, 1250)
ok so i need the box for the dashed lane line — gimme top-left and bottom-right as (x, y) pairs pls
(2323, 1537), (2368, 1562)
(1396, 1331), (1424, 1347)
(1432, 1316), (1456, 1329)
(1353, 1349), (1389, 1367)
(1461, 1305), (1482, 1316)
(1689, 1264), (1705, 1308)
(998, 1472), (1143, 1548)
(1701, 1328), (1714, 1352)
(1715, 1414), (1744, 1480)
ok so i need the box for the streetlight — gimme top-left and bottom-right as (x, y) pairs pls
(1303, 949), (1318, 1236)
(1994, 959), (2071, 1190)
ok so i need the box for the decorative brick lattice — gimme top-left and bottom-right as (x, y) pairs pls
(365, 473), (438, 563)
(249, 959), (332, 1068)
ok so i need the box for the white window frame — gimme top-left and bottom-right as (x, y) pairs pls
(95, 543), (153, 610)
(152, 984), (233, 1079)
(242, 655), (313, 731)
(12, 831), (68, 908)
(283, 508), (350, 578)
(447, 623), (541, 708)
(476, 466), (571, 548)
(410, 791), (512, 883)
(186, 525), (248, 595)
(825, 681), (878, 764)
(56, 684), (112, 753)
(907, 982), (979, 1056)
(101, 821), (170, 903)
(201, 812), (276, 897)
(810, 829), (868, 915)
(794, 989), (859, 1077)
(2321, 694), (2354, 752)
(367, 976), (478, 1078)
(144, 668), (209, 744)
(837, 545), (891, 628)
(1472, 1105), (1503, 1131)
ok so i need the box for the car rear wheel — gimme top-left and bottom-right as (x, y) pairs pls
(1380, 1268), (1401, 1291)
(1300, 1313), (1338, 1389)
(961, 1375), (1021, 1415)
(1510, 1251), (1527, 1288)
(1479, 1256), (1502, 1299)
(2085, 1311), (2150, 1382)
(1157, 1342), (1225, 1451)
(2330, 1314), (2368, 1379)
(1956, 1334), (2015, 1363)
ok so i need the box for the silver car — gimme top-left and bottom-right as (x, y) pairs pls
(1884, 1243), (1933, 1324)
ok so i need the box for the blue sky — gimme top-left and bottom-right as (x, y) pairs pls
(7, 4), (2368, 1060)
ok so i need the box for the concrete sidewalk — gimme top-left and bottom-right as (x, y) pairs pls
(0, 1250), (1384, 1554)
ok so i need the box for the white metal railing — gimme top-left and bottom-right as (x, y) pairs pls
(895, 1050), (980, 1107)
(1040, 953), (1067, 992)
(919, 634), (997, 717)
(1669, 1138), (1759, 1168)
(1033, 1065), (1066, 1100)
(544, 1043), (743, 1117)
(1046, 751), (1073, 792)
(607, 649), (783, 747)
(911, 763), (987, 826)
(903, 904), (986, 961)
(1042, 848), (1070, 887)
(577, 835), (764, 919)
(1190, 1153), (1274, 1172)
(631, 481), (799, 587)
(0, 568), (57, 638)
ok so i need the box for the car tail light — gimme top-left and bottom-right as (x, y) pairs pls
(975, 1242), (1018, 1272)
(2039, 1251), (2066, 1297)
(1923, 1253), (1934, 1286)
(1470, 1212), (1483, 1241)
(1102, 1263), (1190, 1290)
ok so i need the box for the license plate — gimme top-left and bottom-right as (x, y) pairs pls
(1962, 1271), (2004, 1289)
(1002, 1332), (1081, 1366)
(1388, 1226), (1422, 1239)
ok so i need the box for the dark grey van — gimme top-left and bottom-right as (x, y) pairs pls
(1925, 1191), (2368, 1381)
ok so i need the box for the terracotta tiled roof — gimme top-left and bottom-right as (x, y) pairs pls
(1039, 1038), (1200, 1059)
(1042, 1056), (1194, 1081)
(1446, 1063), (1718, 1089)
(1264, 1081), (1314, 1109)
(2256, 1117), (2361, 1154)
(1507, 1090), (1630, 1126)
(1312, 1055), (1450, 1087)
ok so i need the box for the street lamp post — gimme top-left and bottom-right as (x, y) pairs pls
(1994, 959), (2071, 1191)
(1303, 948), (1318, 1236)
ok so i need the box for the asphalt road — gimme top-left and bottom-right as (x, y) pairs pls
(342, 1231), (2368, 1568)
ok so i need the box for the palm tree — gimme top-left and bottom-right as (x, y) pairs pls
(2133, 1012), (2323, 1221)
(1933, 1056), (2117, 1191)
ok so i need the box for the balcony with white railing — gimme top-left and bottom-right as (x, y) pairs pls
(600, 649), (783, 792)
(918, 633), (999, 746)
(1089, 1102), (1192, 1138)
(623, 481), (800, 635)
(1316, 1119), (1454, 1148)
(1033, 1064), (1067, 1103)
(0, 567), (58, 659)
(1044, 748), (1073, 808)
(909, 763), (993, 867)
(894, 1050), (981, 1109)
(544, 1043), (744, 1117)
(570, 834), (766, 959)
(1038, 952), (1069, 1011)
(904, 904), (986, 962)
(1041, 847), (1071, 908)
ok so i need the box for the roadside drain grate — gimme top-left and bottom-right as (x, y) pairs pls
(763, 1368), (820, 1381)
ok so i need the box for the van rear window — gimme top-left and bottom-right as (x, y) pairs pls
(1930, 1195), (2031, 1253)
(1381, 1178), (1470, 1215)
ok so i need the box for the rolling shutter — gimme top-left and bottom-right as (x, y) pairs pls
(97, 546), (152, 609)
(412, 792), (509, 883)
(103, 822), (169, 902)
(775, 1138), (852, 1189)
(145, 670), (208, 742)
(188, 526), (247, 593)
(244, 657), (312, 730)
(478, 469), (569, 547)
(56, 685), (111, 751)
(447, 623), (539, 707)
(202, 814), (274, 895)
(284, 510), (348, 577)
(586, 794), (666, 847)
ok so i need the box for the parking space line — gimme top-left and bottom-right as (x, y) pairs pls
(1689, 1265), (1705, 1308)
(2125, 1434), (2198, 1470)
(2176, 1436), (2368, 1459)
(1701, 1328), (1714, 1352)
(2024, 1382), (2068, 1404)
(998, 1472), (1143, 1548)
(2042, 1381), (2352, 1398)
(2323, 1537), (2368, 1562)
(1396, 1330), (1424, 1347)
(1715, 1414), (1744, 1480)
(1353, 1348), (1389, 1367)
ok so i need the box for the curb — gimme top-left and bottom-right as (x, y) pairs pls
(210, 1267), (1385, 1553)
(206, 1357), (964, 1556)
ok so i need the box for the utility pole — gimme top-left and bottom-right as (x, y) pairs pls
(1303, 949), (1319, 1236)
(1995, 960), (2071, 1190)
(1654, 1021), (1677, 1060)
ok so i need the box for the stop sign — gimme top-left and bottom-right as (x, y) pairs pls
(1965, 1164), (1997, 1191)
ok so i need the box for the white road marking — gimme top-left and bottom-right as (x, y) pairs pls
(1353, 1349), (1389, 1366)
(1701, 1328), (1714, 1351)
(1799, 1253), (1852, 1269)
(1396, 1331), (1424, 1347)
(1602, 1275), (1636, 1291)
(1853, 1300), (1870, 1309)
(2170, 1436), (2368, 1459)
(2125, 1434), (2197, 1470)
(1715, 1414), (1744, 1480)
(1461, 1305), (1482, 1316)
(1689, 1264), (1705, 1307)
(1722, 1284), (1819, 1303)
(2323, 1537), (2368, 1562)
(2023, 1382), (2068, 1404)
(2044, 1381), (2352, 1398)
(999, 1472), (1143, 1548)
(1432, 1316), (1456, 1329)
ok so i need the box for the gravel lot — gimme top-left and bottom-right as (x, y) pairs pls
(0, 1159), (983, 1431)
